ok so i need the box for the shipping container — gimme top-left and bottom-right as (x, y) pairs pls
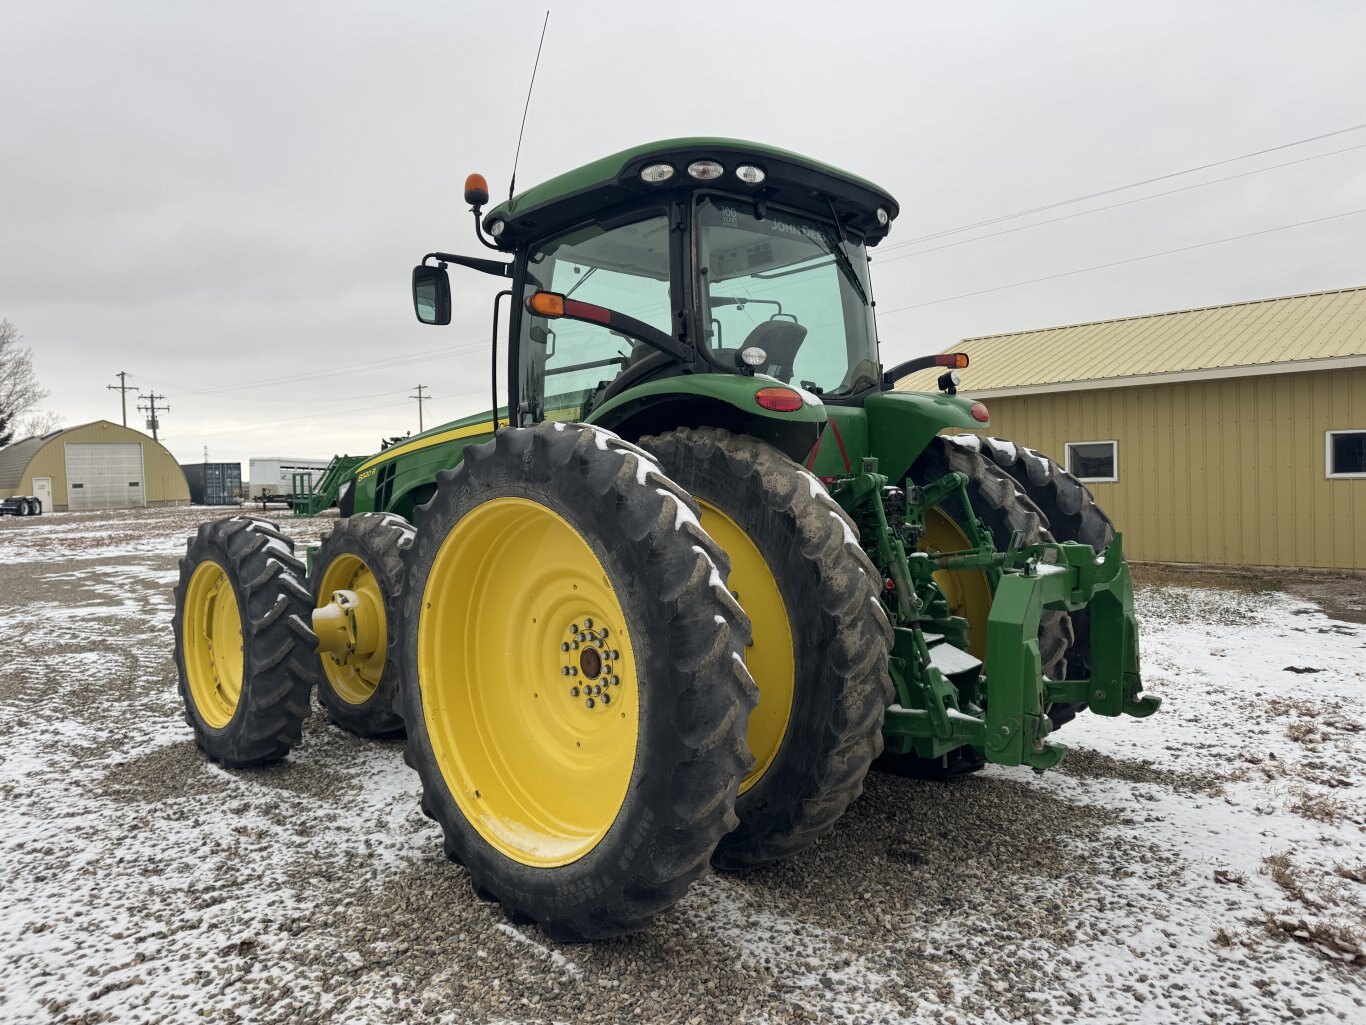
(182, 462), (244, 506)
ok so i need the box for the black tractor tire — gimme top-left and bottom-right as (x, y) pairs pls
(309, 512), (414, 738)
(640, 427), (894, 872)
(974, 436), (1117, 728)
(910, 435), (1074, 675)
(172, 516), (317, 768)
(397, 422), (757, 941)
(877, 436), (1074, 780)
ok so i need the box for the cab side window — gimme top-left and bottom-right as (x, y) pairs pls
(519, 215), (673, 421)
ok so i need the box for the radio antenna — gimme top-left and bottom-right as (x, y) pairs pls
(508, 10), (550, 202)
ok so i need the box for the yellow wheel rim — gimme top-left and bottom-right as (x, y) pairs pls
(696, 500), (794, 795)
(920, 508), (993, 661)
(183, 561), (244, 729)
(316, 553), (386, 705)
(418, 497), (638, 868)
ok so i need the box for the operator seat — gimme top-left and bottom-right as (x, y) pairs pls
(738, 320), (808, 382)
(597, 348), (680, 405)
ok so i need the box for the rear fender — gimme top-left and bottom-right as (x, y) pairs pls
(863, 391), (988, 483)
(587, 375), (827, 464)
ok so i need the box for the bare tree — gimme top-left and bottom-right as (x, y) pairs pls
(0, 319), (53, 446)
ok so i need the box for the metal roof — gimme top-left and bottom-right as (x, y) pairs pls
(0, 427), (65, 491)
(893, 285), (1366, 397)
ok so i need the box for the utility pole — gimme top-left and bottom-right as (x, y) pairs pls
(137, 391), (168, 442)
(410, 384), (430, 433)
(107, 371), (135, 427)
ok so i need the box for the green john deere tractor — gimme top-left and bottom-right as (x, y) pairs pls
(172, 138), (1158, 941)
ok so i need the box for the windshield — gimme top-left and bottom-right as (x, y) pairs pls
(695, 196), (879, 396)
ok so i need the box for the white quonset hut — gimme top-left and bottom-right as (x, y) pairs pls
(0, 420), (190, 511)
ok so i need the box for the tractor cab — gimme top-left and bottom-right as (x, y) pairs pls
(414, 139), (900, 426)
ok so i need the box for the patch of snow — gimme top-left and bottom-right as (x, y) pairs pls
(691, 545), (727, 591)
(493, 924), (583, 978)
(828, 509), (859, 548)
(655, 487), (700, 532)
(927, 643), (982, 676)
(984, 436), (1017, 459)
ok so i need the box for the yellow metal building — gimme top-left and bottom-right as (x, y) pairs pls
(0, 420), (190, 512)
(897, 286), (1366, 569)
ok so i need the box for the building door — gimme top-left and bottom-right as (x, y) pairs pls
(64, 442), (146, 510)
(32, 477), (53, 513)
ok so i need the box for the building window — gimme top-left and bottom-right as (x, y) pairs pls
(1065, 440), (1118, 482)
(1326, 430), (1366, 479)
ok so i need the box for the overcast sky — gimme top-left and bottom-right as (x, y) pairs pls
(3, 0), (1365, 471)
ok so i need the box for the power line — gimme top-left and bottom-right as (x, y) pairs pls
(878, 206), (1366, 315)
(168, 399), (412, 439)
(875, 141), (1366, 264)
(137, 345), (462, 399)
(166, 380), (500, 441)
(892, 120), (1366, 246)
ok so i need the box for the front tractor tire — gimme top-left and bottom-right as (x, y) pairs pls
(310, 512), (415, 738)
(172, 516), (317, 768)
(397, 422), (757, 941)
(640, 427), (894, 872)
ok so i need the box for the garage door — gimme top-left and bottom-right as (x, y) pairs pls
(65, 442), (146, 511)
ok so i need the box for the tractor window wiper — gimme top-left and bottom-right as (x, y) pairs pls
(564, 265), (597, 298)
(814, 212), (870, 309)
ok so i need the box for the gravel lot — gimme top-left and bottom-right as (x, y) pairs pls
(1, 506), (1363, 1024)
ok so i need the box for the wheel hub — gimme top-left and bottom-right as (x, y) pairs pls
(560, 618), (621, 710)
(312, 587), (382, 665)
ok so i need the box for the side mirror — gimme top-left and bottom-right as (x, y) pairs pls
(412, 264), (451, 325)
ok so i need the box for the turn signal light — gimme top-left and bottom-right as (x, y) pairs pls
(970, 402), (990, 423)
(525, 291), (613, 325)
(526, 291), (566, 317)
(755, 386), (803, 412)
(935, 353), (970, 369)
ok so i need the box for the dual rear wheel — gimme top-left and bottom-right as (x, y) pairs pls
(173, 422), (1109, 938)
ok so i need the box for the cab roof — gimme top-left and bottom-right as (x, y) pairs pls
(482, 137), (900, 250)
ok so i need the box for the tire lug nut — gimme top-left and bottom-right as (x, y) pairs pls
(611, 675), (620, 686)
(584, 618), (593, 629)
(571, 640), (580, 650)
(570, 687), (580, 697)
(585, 697), (595, 709)
(561, 642), (570, 652)
(570, 623), (579, 635)
(601, 693), (611, 704)
(561, 666), (571, 676)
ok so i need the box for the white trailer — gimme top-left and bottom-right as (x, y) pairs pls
(248, 457), (331, 499)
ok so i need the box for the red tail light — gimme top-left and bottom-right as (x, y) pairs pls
(970, 402), (990, 423)
(755, 387), (803, 412)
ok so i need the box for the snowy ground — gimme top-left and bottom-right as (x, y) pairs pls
(0, 506), (1362, 1024)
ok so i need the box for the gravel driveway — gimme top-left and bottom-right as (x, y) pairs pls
(1, 507), (1362, 1023)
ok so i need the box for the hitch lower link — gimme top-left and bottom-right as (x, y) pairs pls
(832, 458), (1160, 772)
